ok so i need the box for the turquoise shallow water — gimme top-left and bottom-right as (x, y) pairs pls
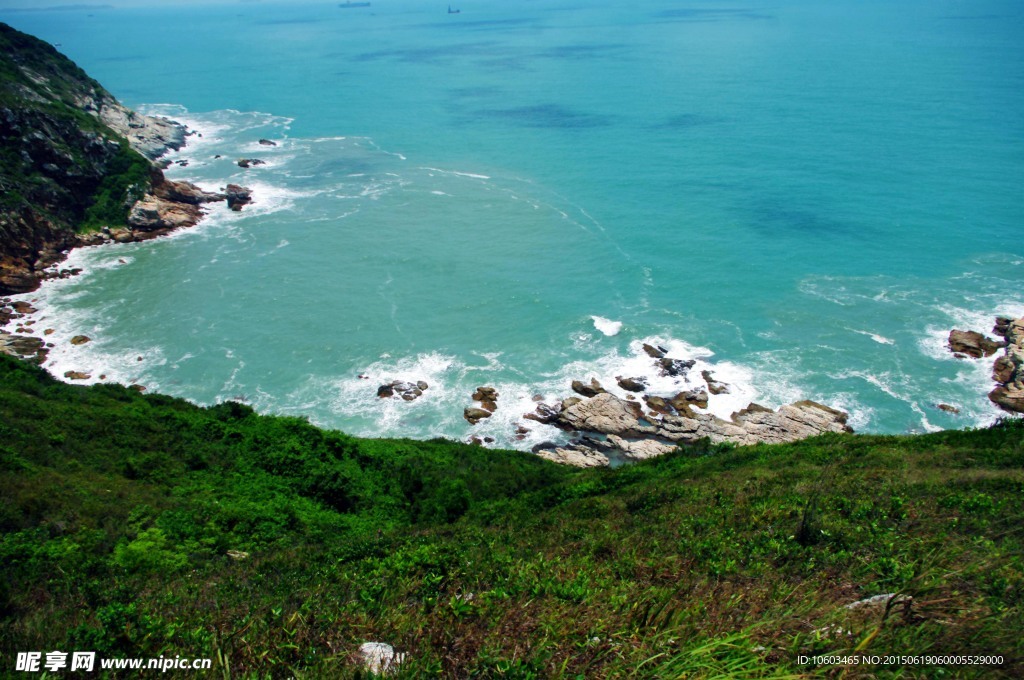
(3, 0), (1023, 448)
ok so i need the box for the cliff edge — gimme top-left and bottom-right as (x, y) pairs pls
(0, 22), (238, 295)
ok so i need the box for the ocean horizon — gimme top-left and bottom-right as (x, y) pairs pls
(3, 0), (1023, 450)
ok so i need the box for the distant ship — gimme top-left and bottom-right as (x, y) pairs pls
(448, 5), (461, 13)
(339, 1), (371, 7)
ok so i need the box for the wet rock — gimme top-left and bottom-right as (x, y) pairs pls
(258, 138), (277, 146)
(472, 386), (499, 412)
(936, 403), (960, 414)
(377, 380), (426, 401)
(524, 402), (560, 424)
(616, 375), (647, 392)
(224, 184), (253, 211)
(642, 343), (667, 359)
(702, 369), (730, 395)
(571, 378), (607, 398)
(237, 158), (266, 169)
(64, 370), (90, 380)
(12, 301), (35, 314)
(659, 357), (695, 377)
(987, 316), (1024, 414)
(644, 395), (674, 416)
(948, 329), (1002, 359)
(670, 388), (708, 411)
(70, 335), (90, 345)
(464, 407), (492, 424)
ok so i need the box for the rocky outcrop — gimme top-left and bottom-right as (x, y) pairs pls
(0, 23), (249, 294)
(988, 316), (1024, 414)
(535, 391), (850, 467)
(616, 376), (647, 392)
(224, 184), (253, 211)
(237, 158), (266, 169)
(948, 329), (1003, 359)
(571, 378), (607, 398)
(377, 380), (428, 401)
(464, 407), (492, 425)
(535, 444), (609, 468)
(471, 386), (499, 412)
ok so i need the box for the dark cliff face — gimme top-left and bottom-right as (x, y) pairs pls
(0, 22), (157, 293)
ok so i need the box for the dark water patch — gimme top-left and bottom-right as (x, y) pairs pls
(656, 113), (725, 129)
(747, 200), (866, 239)
(653, 8), (773, 22)
(355, 41), (503, 63)
(474, 103), (612, 129)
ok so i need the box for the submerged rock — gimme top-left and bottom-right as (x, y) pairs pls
(377, 380), (427, 401)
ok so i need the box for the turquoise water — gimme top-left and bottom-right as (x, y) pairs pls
(4, 0), (1023, 448)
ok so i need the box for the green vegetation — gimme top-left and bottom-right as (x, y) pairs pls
(0, 22), (152, 231)
(0, 353), (1022, 678)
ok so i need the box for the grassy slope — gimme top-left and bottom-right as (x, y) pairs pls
(0, 354), (1021, 678)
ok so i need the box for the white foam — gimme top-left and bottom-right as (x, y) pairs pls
(849, 328), (896, 345)
(591, 316), (622, 336)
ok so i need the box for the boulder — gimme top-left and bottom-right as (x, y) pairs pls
(670, 388), (708, 410)
(948, 329), (1002, 358)
(987, 316), (1024, 414)
(616, 375), (647, 392)
(702, 369), (730, 395)
(70, 335), (90, 345)
(559, 392), (656, 437)
(237, 158), (266, 169)
(224, 184), (253, 211)
(659, 357), (695, 377)
(258, 138), (277, 146)
(606, 434), (676, 460)
(936, 403), (960, 414)
(571, 378), (607, 398)
(63, 370), (90, 380)
(464, 407), (492, 424)
(642, 343), (667, 359)
(535, 445), (609, 468)
(377, 380), (426, 401)
(472, 386), (499, 412)
(523, 402), (560, 424)
(357, 642), (404, 676)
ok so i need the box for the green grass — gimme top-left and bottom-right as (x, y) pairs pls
(0, 353), (1022, 678)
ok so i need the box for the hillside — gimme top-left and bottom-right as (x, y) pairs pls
(0, 353), (1021, 678)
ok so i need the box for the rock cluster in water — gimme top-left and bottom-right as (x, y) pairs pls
(946, 317), (1024, 414)
(527, 347), (851, 467)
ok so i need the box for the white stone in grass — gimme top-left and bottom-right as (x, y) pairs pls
(357, 642), (404, 676)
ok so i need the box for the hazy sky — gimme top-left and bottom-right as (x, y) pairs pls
(0, 1), (253, 10)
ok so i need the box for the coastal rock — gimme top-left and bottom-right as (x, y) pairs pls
(936, 403), (960, 414)
(70, 335), (90, 345)
(605, 435), (677, 460)
(702, 369), (730, 395)
(127, 195), (203, 233)
(659, 357), (696, 377)
(948, 329), (1002, 359)
(224, 184), (253, 211)
(152, 171), (224, 205)
(559, 392), (656, 437)
(670, 388), (708, 411)
(237, 158), (266, 169)
(642, 343), (667, 359)
(524, 402), (560, 424)
(616, 375), (647, 392)
(464, 407), (492, 425)
(571, 378), (607, 398)
(258, 138), (277, 146)
(535, 445), (610, 468)
(986, 316), (1024, 414)
(377, 380), (426, 401)
(643, 395), (675, 416)
(63, 370), (90, 380)
(471, 386), (499, 412)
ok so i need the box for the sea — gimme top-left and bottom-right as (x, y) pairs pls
(3, 0), (1023, 450)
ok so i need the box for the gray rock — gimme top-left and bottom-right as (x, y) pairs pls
(948, 329), (1002, 358)
(616, 375), (647, 392)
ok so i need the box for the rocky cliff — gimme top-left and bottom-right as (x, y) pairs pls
(0, 22), (241, 295)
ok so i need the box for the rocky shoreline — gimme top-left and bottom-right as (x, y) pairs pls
(948, 316), (1024, 415)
